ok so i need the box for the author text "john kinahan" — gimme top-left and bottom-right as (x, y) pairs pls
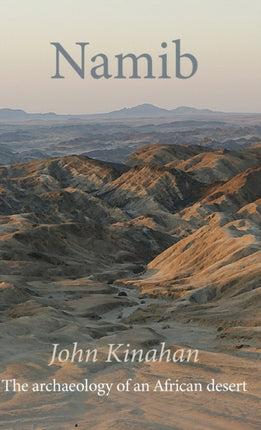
(48, 342), (199, 366)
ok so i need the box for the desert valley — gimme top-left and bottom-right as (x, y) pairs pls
(0, 106), (260, 429)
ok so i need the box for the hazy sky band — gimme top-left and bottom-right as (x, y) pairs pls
(1, 0), (261, 114)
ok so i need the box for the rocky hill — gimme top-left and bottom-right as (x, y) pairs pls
(0, 143), (260, 299)
(0, 142), (261, 429)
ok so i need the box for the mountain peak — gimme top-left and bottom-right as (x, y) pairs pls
(107, 103), (170, 117)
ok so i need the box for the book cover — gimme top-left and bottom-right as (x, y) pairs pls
(0, 1), (261, 429)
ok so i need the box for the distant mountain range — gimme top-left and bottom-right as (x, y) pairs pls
(0, 108), (57, 120)
(0, 104), (225, 120)
(105, 104), (220, 118)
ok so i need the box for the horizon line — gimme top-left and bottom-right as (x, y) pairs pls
(1, 104), (261, 117)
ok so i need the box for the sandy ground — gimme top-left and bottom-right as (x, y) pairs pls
(0, 278), (260, 429)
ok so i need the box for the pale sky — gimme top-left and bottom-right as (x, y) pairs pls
(1, 0), (261, 114)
